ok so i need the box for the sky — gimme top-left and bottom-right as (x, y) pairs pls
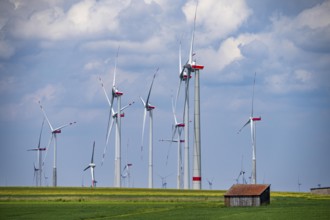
(0, 0), (329, 192)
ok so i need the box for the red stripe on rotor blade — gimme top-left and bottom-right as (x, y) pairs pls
(252, 117), (261, 121)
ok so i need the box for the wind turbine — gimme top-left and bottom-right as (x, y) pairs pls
(237, 72), (261, 184)
(84, 141), (97, 187)
(38, 101), (76, 187)
(32, 163), (39, 186)
(159, 136), (184, 189)
(27, 118), (46, 187)
(206, 178), (214, 190)
(121, 140), (133, 188)
(121, 163), (133, 188)
(178, 2), (204, 189)
(175, 39), (190, 190)
(157, 173), (172, 189)
(99, 47), (134, 187)
(168, 95), (185, 189)
(235, 156), (247, 184)
(140, 69), (158, 189)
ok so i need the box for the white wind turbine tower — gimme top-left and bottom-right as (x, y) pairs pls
(99, 48), (134, 187)
(237, 73), (261, 184)
(179, 2), (204, 189)
(38, 101), (76, 187)
(27, 118), (46, 187)
(140, 70), (158, 188)
(84, 141), (97, 187)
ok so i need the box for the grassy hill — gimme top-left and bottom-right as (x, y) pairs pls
(0, 187), (329, 219)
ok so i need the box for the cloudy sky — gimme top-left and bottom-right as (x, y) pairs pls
(0, 0), (329, 191)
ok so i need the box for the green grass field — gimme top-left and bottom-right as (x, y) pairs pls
(0, 187), (329, 219)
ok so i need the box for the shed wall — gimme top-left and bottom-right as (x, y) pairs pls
(311, 188), (330, 195)
(225, 196), (260, 207)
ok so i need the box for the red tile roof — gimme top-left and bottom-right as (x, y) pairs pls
(224, 184), (270, 196)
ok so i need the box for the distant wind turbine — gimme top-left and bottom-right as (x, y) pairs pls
(298, 176), (302, 192)
(84, 141), (97, 187)
(235, 155), (247, 184)
(237, 72), (261, 184)
(38, 101), (76, 187)
(140, 69), (158, 189)
(167, 95), (185, 189)
(27, 118), (46, 187)
(206, 178), (214, 190)
(32, 163), (39, 186)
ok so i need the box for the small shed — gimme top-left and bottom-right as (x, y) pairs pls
(224, 184), (270, 207)
(310, 187), (330, 195)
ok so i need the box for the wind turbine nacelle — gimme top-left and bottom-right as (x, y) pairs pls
(252, 117), (261, 121)
(89, 163), (96, 168)
(115, 91), (123, 97)
(180, 140), (185, 143)
(182, 74), (192, 80)
(147, 105), (155, 111)
(192, 64), (204, 70)
(176, 123), (185, 127)
(53, 130), (61, 134)
(40, 148), (47, 151)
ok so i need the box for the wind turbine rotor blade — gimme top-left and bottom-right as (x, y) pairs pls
(38, 101), (54, 131)
(189, 1), (198, 65)
(140, 97), (146, 107)
(120, 101), (135, 112)
(84, 166), (91, 171)
(113, 46), (120, 87)
(141, 108), (147, 154)
(38, 118), (45, 149)
(146, 69), (158, 105)
(99, 77), (112, 106)
(179, 40), (182, 75)
(175, 79), (182, 112)
(237, 119), (251, 134)
(42, 134), (53, 166)
(53, 121), (76, 131)
(171, 95), (178, 125)
(106, 115), (115, 147)
(104, 90), (115, 145)
(102, 118), (115, 166)
(91, 141), (95, 163)
(165, 141), (173, 166)
(182, 79), (190, 122)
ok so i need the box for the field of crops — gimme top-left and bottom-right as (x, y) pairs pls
(0, 187), (329, 219)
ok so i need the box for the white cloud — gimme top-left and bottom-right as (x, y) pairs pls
(12, 0), (131, 40)
(293, 0), (330, 29)
(182, 0), (252, 42)
(23, 84), (63, 104)
(198, 33), (257, 81)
